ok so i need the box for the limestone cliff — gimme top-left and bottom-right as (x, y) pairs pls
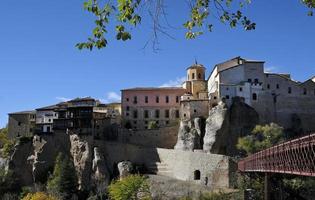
(6, 132), (111, 194)
(174, 118), (202, 151)
(203, 97), (259, 155)
(175, 97), (259, 156)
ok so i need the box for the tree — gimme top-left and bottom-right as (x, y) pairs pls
(47, 153), (78, 199)
(0, 127), (15, 158)
(108, 175), (151, 200)
(77, 0), (315, 50)
(237, 123), (284, 155)
(147, 121), (159, 130)
(0, 167), (15, 195)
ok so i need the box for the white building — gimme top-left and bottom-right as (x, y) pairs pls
(207, 57), (315, 131)
(35, 105), (59, 133)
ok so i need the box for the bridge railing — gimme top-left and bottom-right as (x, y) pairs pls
(238, 133), (315, 177)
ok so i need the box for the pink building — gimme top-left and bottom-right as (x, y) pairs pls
(121, 87), (186, 130)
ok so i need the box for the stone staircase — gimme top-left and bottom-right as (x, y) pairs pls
(146, 162), (172, 176)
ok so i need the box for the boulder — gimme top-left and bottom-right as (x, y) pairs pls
(174, 118), (202, 151)
(117, 161), (133, 179)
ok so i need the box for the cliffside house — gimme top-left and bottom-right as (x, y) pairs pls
(8, 111), (36, 139)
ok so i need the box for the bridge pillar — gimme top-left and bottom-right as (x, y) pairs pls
(264, 173), (270, 200)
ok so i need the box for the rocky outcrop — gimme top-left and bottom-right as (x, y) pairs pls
(8, 140), (34, 186)
(203, 97), (259, 155)
(91, 147), (110, 193)
(117, 161), (133, 179)
(70, 134), (93, 191)
(203, 101), (229, 154)
(174, 118), (202, 151)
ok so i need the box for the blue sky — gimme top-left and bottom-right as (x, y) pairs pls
(0, 0), (314, 127)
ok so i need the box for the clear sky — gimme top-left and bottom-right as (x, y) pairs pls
(0, 0), (314, 127)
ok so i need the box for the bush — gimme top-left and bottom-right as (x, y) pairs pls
(22, 192), (58, 200)
(148, 121), (159, 130)
(108, 175), (151, 200)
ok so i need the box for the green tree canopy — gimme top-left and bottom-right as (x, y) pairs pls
(237, 123), (284, 155)
(47, 153), (78, 199)
(77, 0), (315, 50)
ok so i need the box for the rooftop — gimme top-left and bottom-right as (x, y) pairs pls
(122, 87), (185, 91)
(36, 104), (59, 111)
(9, 110), (36, 115)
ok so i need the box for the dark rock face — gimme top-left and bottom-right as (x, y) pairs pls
(174, 118), (203, 151)
(203, 97), (259, 156)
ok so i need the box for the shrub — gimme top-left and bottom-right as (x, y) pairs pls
(148, 121), (159, 130)
(108, 175), (151, 200)
(22, 192), (58, 200)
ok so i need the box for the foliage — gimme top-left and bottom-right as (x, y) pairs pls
(0, 193), (19, 200)
(237, 123), (284, 155)
(283, 177), (315, 196)
(108, 175), (151, 200)
(179, 191), (243, 200)
(0, 167), (15, 195)
(237, 173), (264, 200)
(77, 0), (315, 50)
(22, 192), (58, 200)
(47, 153), (78, 199)
(147, 121), (159, 130)
(0, 127), (15, 158)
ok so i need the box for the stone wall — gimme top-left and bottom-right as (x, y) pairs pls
(97, 142), (235, 189)
(116, 126), (179, 149)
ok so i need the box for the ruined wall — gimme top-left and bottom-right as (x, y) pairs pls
(180, 100), (209, 121)
(98, 141), (235, 189)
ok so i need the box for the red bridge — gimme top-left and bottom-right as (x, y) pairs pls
(238, 133), (315, 177)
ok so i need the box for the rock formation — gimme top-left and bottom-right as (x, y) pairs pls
(203, 97), (259, 155)
(91, 147), (110, 193)
(117, 161), (133, 179)
(174, 118), (202, 151)
(70, 134), (93, 191)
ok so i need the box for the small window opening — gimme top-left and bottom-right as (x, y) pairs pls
(252, 93), (257, 100)
(194, 170), (201, 180)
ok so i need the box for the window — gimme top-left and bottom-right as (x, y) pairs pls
(194, 109), (197, 113)
(226, 87), (229, 90)
(156, 96), (159, 103)
(155, 110), (160, 118)
(18, 122), (21, 126)
(145, 121), (148, 124)
(314, 89), (315, 95)
(239, 87), (243, 92)
(145, 96), (148, 103)
(198, 73), (201, 79)
(252, 93), (257, 100)
(276, 84), (279, 89)
(267, 84), (270, 89)
(248, 79), (252, 83)
(133, 96), (137, 104)
(166, 96), (169, 103)
(192, 73), (195, 79)
(176, 96), (179, 103)
(226, 95), (230, 99)
(166, 121), (169, 125)
(176, 110), (180, 118)
(165, 110), (170, 118)
(126, 113), (129, 116)
(194, 170), (201, 180)
(214, 96), (217, 100)
(144, 110), (149, 118)
(133, 110), (138, 119)
(288, 87), (292, 94)
(126, 98), (129, 102)
(303, 88), (307, 95)
(254, 79), (259, 83)
(133, 121), (137, 124)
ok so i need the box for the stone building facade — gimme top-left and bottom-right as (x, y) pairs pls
(121, 87), (186, 130)
(181, 63), (210, 121)
(8, 111), (36, 139)
(207, 56), (315, 131)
